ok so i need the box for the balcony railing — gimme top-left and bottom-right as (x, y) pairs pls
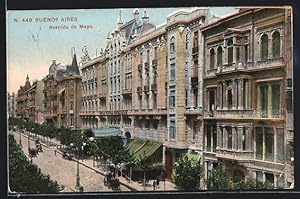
(203, 109), (283, 119)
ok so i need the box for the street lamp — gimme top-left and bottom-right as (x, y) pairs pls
(19, 129), (22, 146)
(88, 137), (96, 167)
(71, 142), (85, 192)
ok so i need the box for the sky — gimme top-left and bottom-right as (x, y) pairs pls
(7, 7), (236, 93)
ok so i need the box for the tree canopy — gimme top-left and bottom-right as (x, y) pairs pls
(9, 134), (61, 193)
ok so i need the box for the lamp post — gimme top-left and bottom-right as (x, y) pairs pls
(19, 129), (22, 146)
(89, 137), (96, 167)
(71, 142), (85, 192)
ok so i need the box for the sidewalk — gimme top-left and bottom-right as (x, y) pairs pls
(19, 130), (177, 192)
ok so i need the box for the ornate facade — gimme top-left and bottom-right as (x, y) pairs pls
(201, 8), (293, 188)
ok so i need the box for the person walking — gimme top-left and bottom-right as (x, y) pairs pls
(153, 180), (156, 190)
(54, 149), (57, 156)
(156, 178), (160, 190)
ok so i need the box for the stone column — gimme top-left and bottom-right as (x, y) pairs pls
(223, 126), (227, 149)
(245, 80), (249, 109)
(223, 81), (227, 110)
(237, 127), (243, 151)
(233, 45), (237, 64)
(232, 80), (236, 110)
(268, 84), (272, 117)
(268, 33), (272, 59)
(162, 145), (166, 165)
(274, 127), (277, 163)
(217, 125), (221, 149)
(262, 127), (265, 161)
(232, 126), (236, 150)
(238, 79), (244, 110)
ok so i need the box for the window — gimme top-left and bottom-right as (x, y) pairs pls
(258, 82), (281, 118)
(185, 90), (188, 107)
(265, 128), (274, 162)
(277, 129), (284, 163)
(242, 128), (246, 151)
(170, 37), (175, 54)
(256, 171), (263, 183)
(227, 39), (233, 64)
(210, 48), (215, 70)
(209, 90), (215, 112)
(170, 120), (176, 139)
(170, 63), (176, 80)
(146, 50), (150, 62)
(227, 126), (232, 149)
(255, 127), (263, 160)
(244, 44), (248, 63)
(265, 173), (274, 188)
(260, 85), (268, 117)
(217, 46), (222, 67)
(227, 82), (233, 109)
(261, 34), (268, 60)
(236, 47), (240, 62)
(272, 84), (280, 117)
(193, 31), (198, 48)
(169, 90), (175, 108)
(154, 47), (158, 60)
(207, 126), (211, 152)
(272, 31), (280, 59)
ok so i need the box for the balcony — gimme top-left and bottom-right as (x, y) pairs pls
(192, 46), (199, 54)
(138, 64), (143, 72)
(152, 59), (158, 66)
(215, 149), (254, 163)
(122, 88), (132, 95)
(144, 62), (149, 71)
(151, 84), (157, 91)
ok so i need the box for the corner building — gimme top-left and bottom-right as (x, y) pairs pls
(201, 8), (293, 188)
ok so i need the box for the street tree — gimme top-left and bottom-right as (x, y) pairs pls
(9, 135), (61, 193)
(173, 156), (203, 191)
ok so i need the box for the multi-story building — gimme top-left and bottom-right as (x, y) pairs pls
(16, 75), (31, 120)
(8, 92), (17, 118)
(201, 8), (293, 188)
(43, 60), (59, 125)
(27, 80), (45, 123)
(57, 53), (82, 129)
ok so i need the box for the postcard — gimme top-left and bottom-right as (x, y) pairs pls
(7, 6), (294, 195)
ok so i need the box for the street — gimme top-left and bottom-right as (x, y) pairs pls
(10, 131), (130, 192)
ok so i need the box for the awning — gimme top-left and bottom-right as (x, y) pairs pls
(184, 150), (201, 162)
(127, 139), (162, 162)
(86, 128), (121, 138)
(58, 88), (65, 95)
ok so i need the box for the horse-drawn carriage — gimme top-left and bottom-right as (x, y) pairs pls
(35, 139), (43, 152)
(104, 172), (120, 191)
(62, 151), (74, 160)
(28, 147), (39, 157)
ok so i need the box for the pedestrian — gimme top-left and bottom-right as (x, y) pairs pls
(153, 180), (156, 190)
(156, 178), (160, 190)
(54, 149), (57, 156)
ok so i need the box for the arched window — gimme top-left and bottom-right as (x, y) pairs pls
(170, 36), (175, 54)
(217, 46), (223, 67)
(210, 48), (215, 70)
(272, 31), (280, 59)
(227, 39), (233, 64)
(261, 34), (268, 60)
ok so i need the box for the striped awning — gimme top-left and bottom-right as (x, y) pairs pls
(127, 139), (162, 162)
(86, 128), (122, 138)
